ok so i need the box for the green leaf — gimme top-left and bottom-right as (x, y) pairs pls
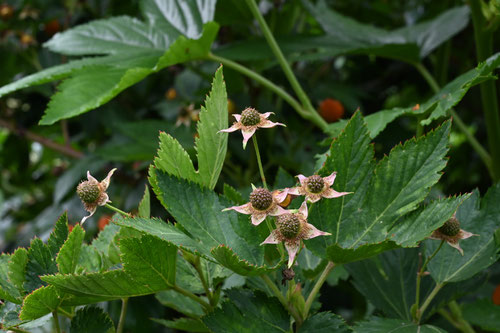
(70, 306), (115, 333)
(427, 184), (500, 283)
(202, 289), (290, 333)
(138, 185), (150, 218)
(47, 212), (69, 257)
(120, 235), (177, 288)
(0, 255), (21, 303)
(195, 66), (228, 189)
(77, 244), (101, 274)
(307, 113), (450, 263)
(8, 247), (28, 293)
(57, 225), (85, 275)
(156, 289), (205, 317)
(353, 317), (446, 333)
(299, 312), (350, 332)
(24, 239), (58, 293)
(19, 286), (61, 320)
(462, 298), (500, 332)
(223, 184), (245, 205)
(210, 245), (275, 276)
(152, 318), (209, 332)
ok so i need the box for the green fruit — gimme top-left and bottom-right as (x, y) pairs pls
(438, 217), (460, 236)
(77, 181), (100, 203)
(277, 214), (301, 239)
(306, 175), (324, 193)
(250, 188), (273, 210)
(240, 108), (261, 126)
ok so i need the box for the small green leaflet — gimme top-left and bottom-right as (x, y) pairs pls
(353, 317), (446, 332)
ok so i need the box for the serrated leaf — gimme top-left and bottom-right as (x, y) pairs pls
(138, 185), (150, 218)
(353, 317), (446, 333)
(202, 289), (290, 333)
(210, 245), (277, 276)
(8, 248), (28, 293)
(120, 235), (176, 288)
(24, 239), (58, 293)
(462, 298), (500, 332)
(70, 306), (114, 333)
(57, 225), (85, 274)
(0, 255), (21, 303)
(92, 223), (120, 261)
(307, 113), (450, 263)
(427, 184), (500, 283)
(299, 312), (350, 333)
(19, 286), (61, 320)
(223, 184), (245, 205)
(47, 212), (69, 257)
(77, 244), (101, 274)
(152, 318), (209, 332)
(195, 66), (228, 189)
(156, 289), (205, 317)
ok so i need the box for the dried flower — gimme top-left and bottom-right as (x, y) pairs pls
(223, 187), (289, 225)
(288, 172), (351, 203)
(261, 201), (331, 267)
(429, 214), (477, 255)
(76, 169), (116, 224)
(218, 107), (285, 149)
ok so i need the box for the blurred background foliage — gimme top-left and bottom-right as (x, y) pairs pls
(0, 0), (499, 331)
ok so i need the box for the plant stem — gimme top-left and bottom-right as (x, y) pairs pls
(104, 203), (131, 217)
(193, 258), (214, 306)
(417, 282), (445, 323)
(116, 298), (128, 333)
(252, 135), (267, 189)
(413, 63), (494, 179)
(414, 240), (445, 321)
(469, 0), (500, 182)
(52, 311), (61, 333)
(448, 300), (476, 333)
(260, 274), (303, 326)
(173, 285), (211, 311)
(244, 0), (328, 131)
(303, 261), (335, 319)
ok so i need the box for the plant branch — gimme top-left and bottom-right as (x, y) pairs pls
(303, 261), (335, 319)
(104, 204), (131, 217)
(116, 298), (129, 333)
(252, 135), (268, 188)
(52, 311), (61, 333)
(417, 282), (445, 323)
(260, 274), (303, 326)
(448, 300), (476, 333)
(172, 285), (211, 311)
(413, 63), (494, 179)
(193, 258), (214, 306)
(0, 118), (83, 159)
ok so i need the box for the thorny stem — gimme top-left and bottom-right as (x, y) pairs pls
(116, 298), (129, 333)
(413, 63), (494, 179)
(243, 0), (329, 131)
(104, 203), (131, 217)
(417, 282), (445, 323)
(303, 261), (335, 319)
(172, 285), (211, 311)
(260, 274), (303, 326)
(252, 135), (267, 189)
(414, 240), (445, 322)
(52, 311), (61, 333)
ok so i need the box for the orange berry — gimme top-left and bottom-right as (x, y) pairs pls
(68, 224), (75, 232)
(319, 98), (344, 123)
(278, 193), (296, 208)
(228, 99), (236, 114)
(44, 19), (61, 36)
(165, 88), (177, 100)
(412, 104), (420, 111)
(493, 284), (500, 305)
(98, 215), (112, 231)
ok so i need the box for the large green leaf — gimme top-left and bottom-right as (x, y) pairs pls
(427, 184), (500, 283)
(19, 286), (61, 321)
(299, 312), (350, 333)
(307, 113), (451, 263)
(56, 225), (85, 275)
(462, 299), (500, 332)
(23, 239), (58, 293)
(153, 318), (209, 333)
(70, 306), (115, 333)
(202, 289), (290, 333)
(353, 317), (446, 333)
(8, 248), (28, 293)
(0, 255), (22, 303)
(156, 289), (205, 317)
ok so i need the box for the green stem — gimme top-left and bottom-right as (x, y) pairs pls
(173, 285), (211, 311)
(470, 0), (500, 182)
(414, 240), (445, 321)
(417, 282), (445, 323)
(252, 135), (267, 188)
(303, 261), (335, 319)
(414, 63), (494, 179)
(244, 0), (329, 131)
(260, 274), (303, 326)
(104, 203), (131, 217)
(448, 300), (476, 333)
(8, 328), (31, 333)
(116, 298), (129, 333)
(57, 307), (74, 318)
(193, 258), (214, 306)
(52, 311), (61, 333)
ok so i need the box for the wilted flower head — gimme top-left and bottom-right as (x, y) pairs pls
(429, 214), (477, 255)
(261, 201), (331, 267)
(76, 169), (116, 224)
(223, 187), (289, 225)
(218, 107), (285, 149)
(288, 172), (351, 203)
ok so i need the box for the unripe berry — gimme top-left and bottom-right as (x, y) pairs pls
(240, 108), (261, 126)
(306, 175), (324, 193)
(77, 181), (100, 204)
(439, 216), (460, 236)
(250, 188), (273, 211)
(277, 214), (301, 239)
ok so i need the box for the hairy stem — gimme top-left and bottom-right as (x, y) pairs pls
(116, 298), (129, 333)
(252, 135), (267, 188)
(172, 285), (211, 311)
(469, 0), (500, 182)
(244, 0), (328, 131)
(260, 274), (303, 326)
(413, 63), (494, 179)
(303, 261), (335, 319)
(104, 204), (131, 217)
